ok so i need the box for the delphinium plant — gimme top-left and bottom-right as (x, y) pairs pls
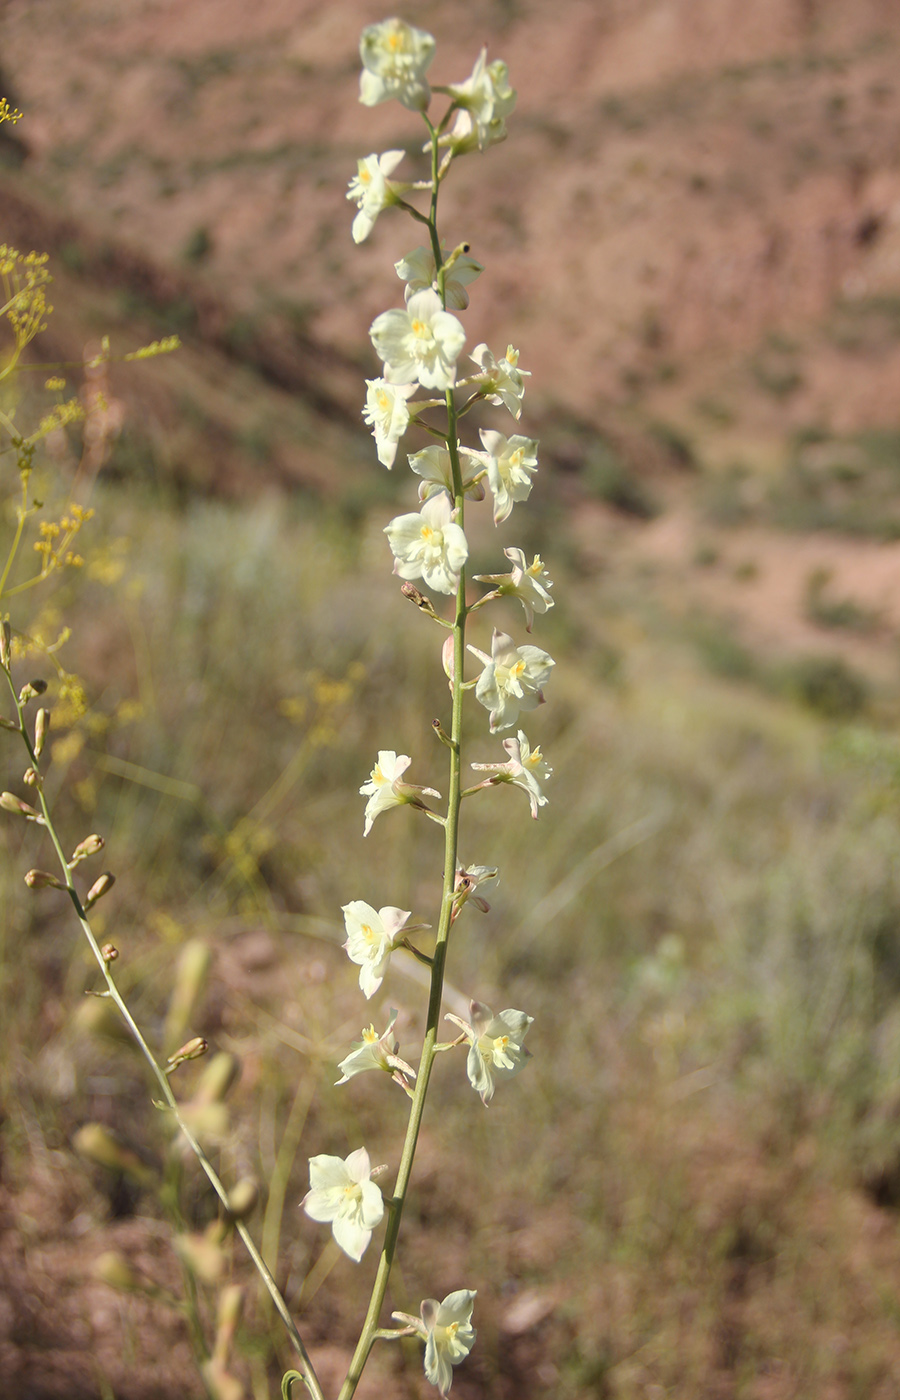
(1, 17), (555, 1399)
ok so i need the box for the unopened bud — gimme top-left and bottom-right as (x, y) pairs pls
(441, 635), (455, 683)
(18, 678), (47, 704)
(70, 833), (105, 865)
(85, 871), (115, 908)
(193, 1051), (240, 1105)
(0, 620), (10, 668)
(75, 996), (132, 1044)
(164, 939), (211, 1050)
(213, 1283), (244, 1359)
(24, 869), (65, 890)
(432, 718), (454, 748)
(174, 1228), (225, 1285)
(93, 1250), (139, 1291)
(400, 582), (438, 617)
(0, 715), (16, 731)
(34, 708), (49, 758)
(73, 1123), (155, 1185)
(167, 1036), (209, 1071)
(23, 766), (39, 786)
(1, 791), (39, 819)
(442, 242), (473, 277)
(225, 1178), (259, 1221)
(101, 943), (118, 963)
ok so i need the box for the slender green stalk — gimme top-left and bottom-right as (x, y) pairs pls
(337, 121), (468, 1400)
(1, 662), (326, 1400)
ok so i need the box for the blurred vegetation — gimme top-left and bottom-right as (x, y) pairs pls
(7, 464), (900, 1395)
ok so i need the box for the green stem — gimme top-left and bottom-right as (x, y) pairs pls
(337, 118), (469, 1400)
(1, 664), (325, 1400)
(0, 474), (29, 601)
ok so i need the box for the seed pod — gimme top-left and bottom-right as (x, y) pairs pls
(0, 620), (10, 668)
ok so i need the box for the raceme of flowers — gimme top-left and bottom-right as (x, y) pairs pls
(300, 20), (554, 1398)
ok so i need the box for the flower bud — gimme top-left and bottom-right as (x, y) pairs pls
(70, 833), (105, 865)
(24, 869), (65, 890)
(34, 708), (49, 758)
(75, 996), (133, 1044)
(164, 939), (211, 1050)
(93, 1250), (139, 1291)
(1, 791), (39, 818)
(0, 715), (16, 731)
(441, 635), (455, 683)
(400, 582), (438, 617)
(174, 1228), (225, 1285)
(225, 1178), (259, 1221)
(192, 1051), (240, 1105)
(73, 1123), (155, 1185)
(85, 871), (115, 908)
(213, 1283), (244, 1359)
(101, 943), (118, 963)
(23, 766), (39, 786)
(18, 678), (47, 704)
(166, 1036), (209, 1070)
(432, 718), (454, 748)
(0, 620), (10, 668)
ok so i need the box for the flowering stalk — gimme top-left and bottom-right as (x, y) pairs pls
(0, 644), (326, 1400)
(334, 22), (551, 1398)
(337, 113), (469, 1400)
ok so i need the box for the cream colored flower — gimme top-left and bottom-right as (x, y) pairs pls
(347, 151), (408, 244)
(359, 18), (435, 111)
(473, 548), (553, 632)
(468, 628), (554, 731)
(342, 900), (412, 998)
(385, 493), (469, 595)
(393, 1290), (478, 1396)
(395, 244), (484, 310)
(359, 750), (440, 837)
(301, 1147), (384, 1261)
(370, 289), (465, 391)
(446, 1001), (533, 1105)
(470, 343), (530, 419)
(336, 1009), (416, 1093)
(471, 429), (539, 524)
(444, 48), (516, 151)
(363, 378), (417, 467)
(471, 730), (552, 818)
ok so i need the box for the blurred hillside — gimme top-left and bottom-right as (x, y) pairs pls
(3, 0), (900, 668)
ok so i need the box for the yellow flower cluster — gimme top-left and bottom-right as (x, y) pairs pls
(33, 505), (95, 577)
(0, 246), (53, 356)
